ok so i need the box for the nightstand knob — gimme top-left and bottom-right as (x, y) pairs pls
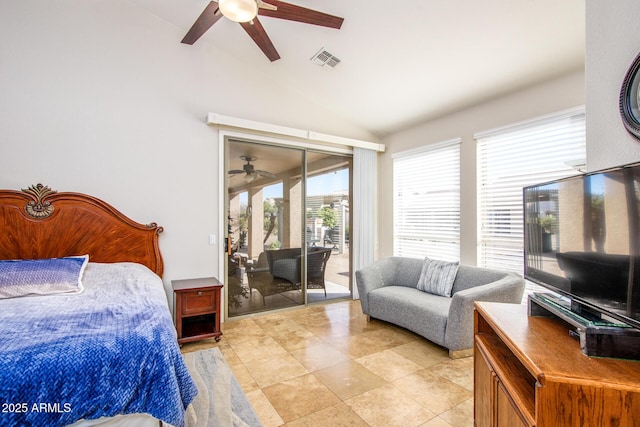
(197, 291), (203, 296)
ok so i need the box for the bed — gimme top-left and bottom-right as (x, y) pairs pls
(0, 184), (197, 427)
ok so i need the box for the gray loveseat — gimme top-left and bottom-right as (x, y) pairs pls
(356, 257), (525, 358)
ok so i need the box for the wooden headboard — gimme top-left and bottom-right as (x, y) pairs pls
(0, 184), (164, 276)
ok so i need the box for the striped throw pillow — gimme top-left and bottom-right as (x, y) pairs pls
(417, 257), (460, 297)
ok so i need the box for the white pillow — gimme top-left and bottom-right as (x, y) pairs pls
(416, 257), (460, 297)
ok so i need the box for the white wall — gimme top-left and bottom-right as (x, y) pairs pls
(377, 1), (640, 267)
(379, 70), (585, 265)
(0, 0), (373, 305)
(586, 0), (640, 171)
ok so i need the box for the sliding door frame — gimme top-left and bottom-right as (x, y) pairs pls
(218, 129), (354, 319)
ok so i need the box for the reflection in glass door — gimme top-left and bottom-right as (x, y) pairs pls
(305, 152), (352, 303)
(227, 141), (305, 316)
(226, 140), (352, 317)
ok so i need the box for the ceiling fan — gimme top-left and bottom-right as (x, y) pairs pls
(181, 0), (344, 62)
(228, 156), (277, 183)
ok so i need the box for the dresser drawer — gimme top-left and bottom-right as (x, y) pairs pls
(180, 290), (217, 316)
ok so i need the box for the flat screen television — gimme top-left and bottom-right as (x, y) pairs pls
(524, 161), (640, 330)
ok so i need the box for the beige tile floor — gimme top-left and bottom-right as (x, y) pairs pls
(181, 299), (474, 427)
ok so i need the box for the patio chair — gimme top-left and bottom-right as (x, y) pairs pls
(266, 248), (303, 285)
(265, 247), (333, 297)
(247, 251), (301, 304)
(246, 252), (280, 304)
(323, 228), (339, 250)
(306, 247), (332, 296)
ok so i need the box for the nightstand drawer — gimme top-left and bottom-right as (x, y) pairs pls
(180, 290), (216, 316)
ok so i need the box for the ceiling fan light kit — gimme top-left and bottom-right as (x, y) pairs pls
(181, 0), (344, 62)
(218, 0), (258, 23)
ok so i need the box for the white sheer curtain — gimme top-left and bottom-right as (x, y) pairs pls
(352, 147), (377, 299)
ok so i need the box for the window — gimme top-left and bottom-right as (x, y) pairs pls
(393, 139), (461, 261)
(476, 107), (586, 273)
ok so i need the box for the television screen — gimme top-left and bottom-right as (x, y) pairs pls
(524, 162), (640, 329)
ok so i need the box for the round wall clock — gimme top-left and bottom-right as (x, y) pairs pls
(620, 51), (640, 140)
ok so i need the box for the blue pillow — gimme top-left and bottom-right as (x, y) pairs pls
(0, 255), (89, 299)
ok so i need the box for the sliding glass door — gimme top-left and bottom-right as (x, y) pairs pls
(227, 141), (305, 316)
(305, 151), (352, 304)
(226, 140), (352, 317)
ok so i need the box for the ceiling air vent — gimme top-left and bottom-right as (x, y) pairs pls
(310, 48), (341, 68)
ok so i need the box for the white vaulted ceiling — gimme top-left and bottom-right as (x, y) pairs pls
(132, 0), (585, 137)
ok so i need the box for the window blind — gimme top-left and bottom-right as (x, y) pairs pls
(393, 139), (461, 261)
(476, 108), (586, 274)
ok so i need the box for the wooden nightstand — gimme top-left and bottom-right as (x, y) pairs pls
(172, 277), (223, 345)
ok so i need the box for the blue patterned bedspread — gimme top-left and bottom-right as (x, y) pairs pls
(0, 263), (198, 427)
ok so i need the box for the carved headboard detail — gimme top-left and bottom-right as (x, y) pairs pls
(0, 184), (164, 276)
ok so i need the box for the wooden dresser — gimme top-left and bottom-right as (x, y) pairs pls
(474, 301), (640, 427)
(172, 277), (223, 345)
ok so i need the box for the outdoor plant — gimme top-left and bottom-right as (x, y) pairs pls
(317, 206), (337, 229)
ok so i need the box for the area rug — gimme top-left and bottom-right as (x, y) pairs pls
(182, 348), (263, 427)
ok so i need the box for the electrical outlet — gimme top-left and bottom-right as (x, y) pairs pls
(209, 234), (216, 245)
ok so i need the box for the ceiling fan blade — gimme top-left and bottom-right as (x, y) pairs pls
(181, 1), (223, 45)
(257, 170), (276, 178)
(258, 1), (343, 29)
(240, 17), (281, 62)
(228, 170), (244, 174)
